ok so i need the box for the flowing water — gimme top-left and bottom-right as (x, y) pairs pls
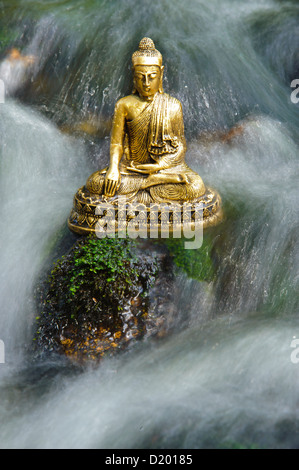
(0, 0), (299, 449)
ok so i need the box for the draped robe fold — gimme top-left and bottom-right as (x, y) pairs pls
(86, 93), (205, 203)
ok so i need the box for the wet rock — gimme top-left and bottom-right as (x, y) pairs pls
(33, 235), (176, 363)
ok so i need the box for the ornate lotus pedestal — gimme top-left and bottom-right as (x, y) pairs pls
(68, 185), (223, 237)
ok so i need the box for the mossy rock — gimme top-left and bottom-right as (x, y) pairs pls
(33, 235), (174, 362)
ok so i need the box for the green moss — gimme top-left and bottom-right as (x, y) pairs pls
(160, 236), (215, 282)
(41, 235), (145, 321)
(62, 235), (139, 297)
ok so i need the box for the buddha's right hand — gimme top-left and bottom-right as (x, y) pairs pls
(104, 166), (120, 197)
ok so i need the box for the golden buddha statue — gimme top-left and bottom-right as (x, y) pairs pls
(68, 38), (222, 235)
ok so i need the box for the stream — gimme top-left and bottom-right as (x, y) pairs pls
(0, 0), (299, 449)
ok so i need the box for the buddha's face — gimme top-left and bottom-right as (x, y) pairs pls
(133, 65), (163, 99)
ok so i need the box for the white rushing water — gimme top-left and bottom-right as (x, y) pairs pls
(0, 99), (91, 361)
(1, 315), (299, 449)
(0, 0), (299, 449)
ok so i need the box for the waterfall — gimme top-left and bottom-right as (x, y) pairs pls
(0, 99), (91, 361)
(0, 0), (299, 449)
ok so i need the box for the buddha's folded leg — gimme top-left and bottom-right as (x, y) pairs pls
(149, 174), (206, 202)
(86, 170), (145, 196)
(85, 167), (206, 203)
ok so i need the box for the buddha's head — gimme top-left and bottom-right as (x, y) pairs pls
(132, 37), (164, 99)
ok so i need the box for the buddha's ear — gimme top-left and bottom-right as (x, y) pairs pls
(159, 65), (164, 93)
(132, 66), (137, 94)
(132, 77), (137, 94)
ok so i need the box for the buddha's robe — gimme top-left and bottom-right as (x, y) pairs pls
(86, 93), (205, 203)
